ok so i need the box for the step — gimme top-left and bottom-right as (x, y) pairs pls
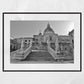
(23, 51), (55, 61)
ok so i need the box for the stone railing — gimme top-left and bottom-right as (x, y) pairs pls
(12, 46), (32, 60)
(22, 46), (32, 59)
(47, 46), (59, 60)
(10, 49), (20, 55)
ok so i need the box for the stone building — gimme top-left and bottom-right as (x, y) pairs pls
(10, 23), (74, 59)
(10, 38), (21, 52)
(69, 29), (74, 48)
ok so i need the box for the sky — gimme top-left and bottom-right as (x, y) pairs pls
(10, 21), (74, 38)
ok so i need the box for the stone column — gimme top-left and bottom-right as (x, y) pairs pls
(21, 39), (24, 50)
(47, 39), (50, 47)
(55, 38), (59, 53)
(30, 40), (32, 47)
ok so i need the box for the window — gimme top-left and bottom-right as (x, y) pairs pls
(59, 47), (61, 51)
(65, 47), (67, 50)
(25, 40), (27, 42)
(72, 40), (74, 44)
(36, 39), (38, 41)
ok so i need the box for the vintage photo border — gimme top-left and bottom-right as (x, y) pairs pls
(2, 12), (82, 72)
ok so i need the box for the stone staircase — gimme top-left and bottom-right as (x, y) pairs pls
(23, 50), (55, 62)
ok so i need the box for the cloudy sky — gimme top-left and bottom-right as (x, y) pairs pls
(10, 21), (74, 38)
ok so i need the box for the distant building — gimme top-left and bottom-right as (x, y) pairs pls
(69, 29), (74, 48)
(10, 39), (21, 52)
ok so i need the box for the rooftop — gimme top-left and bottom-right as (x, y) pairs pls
(44, 23), (54, 33)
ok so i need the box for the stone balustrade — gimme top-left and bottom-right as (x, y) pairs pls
(12, 46), (32, 60)
(10, 49), (20, 55)
(22, 46), (32, 59)
(47, 46), (59, 60)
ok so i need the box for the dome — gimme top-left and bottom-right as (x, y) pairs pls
(39, 32), (42, 35)
(44, 23), (54, 33)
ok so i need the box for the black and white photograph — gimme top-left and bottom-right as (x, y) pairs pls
(3, 13), (81, 71)
(0, 0), (84, 84)
(10, 21), (74, 64)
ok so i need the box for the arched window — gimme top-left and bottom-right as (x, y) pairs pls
(65, 47), (67, 50)
(29, 40), (30, 42)
(25, 40), (27, 42)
